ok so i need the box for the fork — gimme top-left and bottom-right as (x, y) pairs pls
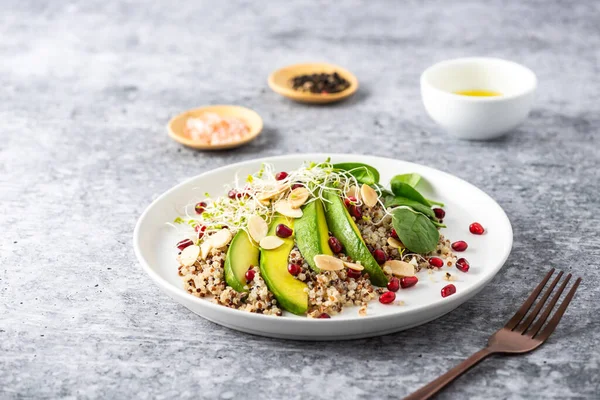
(404, 269), (582, 400)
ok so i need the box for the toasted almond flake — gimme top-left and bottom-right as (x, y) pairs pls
(288, 187), (310, 209)
(257, 184), (288, 202)
(210, 229), (233, 248)
(180, 245), (200, 266)
(384, 260), (415, 277)
(360, 184), (378, 207)
(247, 215), (268, 242)
(259, 235), (284, 250)
(343, 261), (364, 271)
(314, 254), (344, 271)
(387, 237), (404, 249)
(200, 241), (213, 260)
(346, 185), (360, 200)
(274, 200), (303, 218)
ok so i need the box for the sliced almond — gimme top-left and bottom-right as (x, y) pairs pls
(314, 254), (344, 271)
(360, 184), (379, 208)
(180, 245), (200, 266)
(343, 261), (364, 271)
(274, 200), (303, 218)
(257, 184), (288, 202)
(346, 185), (360, 200)
(247, 215), (268, 242)
(209, 228), (233, 249)
(384, 260), (415, 277)
(288, 187), (310, 209)
(259, 235), (284, 250)
(387, 237), (405, 249)
(200, 241), (213, 260)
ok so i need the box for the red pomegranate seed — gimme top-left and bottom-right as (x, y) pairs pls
(379, 291), (396, 304)
(275, 171), (288, 181)
(390, 229), (398, 239)
(276, 224), (293, 238)
(176, 238), (194, 251)
(317, 313), (331, 319)
(451, 241), (468, 252)
(387, 277), (400, 292)
(400, 276), (418, 289)
(194, 201), (207, 214)
(287, 263), (301, 276)
(227, 189), (238, 199)
(328, 236), (343, 253)
(344, 196), (358, 207)
(347, 268), (361, 279)
(433, 208), (445, 219)
(469, 222), (485, 235)
(195, 225), (207, 238)
(245, 269), (255, 282)
(291, 183), (303, 190)
(456, 258), (470, 273)
(372, 249), (387, 265)
(429, 257), (444, 268)
(441, 284), (456, 297)
(349, 205), (362, 219)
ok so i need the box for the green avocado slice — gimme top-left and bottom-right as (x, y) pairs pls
(323, 190), (389, 287)
(259, 215), (308, 315)
(224, 230), (259, 292)
(295, 200), (333, 272)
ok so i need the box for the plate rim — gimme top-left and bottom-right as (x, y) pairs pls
(133, 153), (513, 327)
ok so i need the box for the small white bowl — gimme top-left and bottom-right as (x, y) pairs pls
(421, 57), (537, 140)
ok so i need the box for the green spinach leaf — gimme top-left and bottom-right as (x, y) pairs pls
(390, 179), (430, 207)
(333, 162), (380, 185)
(384, 196), (436, 219)
(391, 208), (440, 254)
(391, 173), (422, 188)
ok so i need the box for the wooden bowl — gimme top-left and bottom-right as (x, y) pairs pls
(268, 63), (359, 104)
(167, 105), (263, 150)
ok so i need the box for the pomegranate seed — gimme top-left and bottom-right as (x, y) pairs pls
(400, 276), (418, 288)
(227, 189), (238, 199)
(387, 277), (400, 292)
(328, 236), (343, 253)
(429, 257), (444, 268)
(469, 222), (485, 235)
(275, 171), (288, 181)
(291, 183), (303, 190)
(347, 268), (361, 279)
(287, 263), (301, 276)
(390, 229), (398, 239)
(433, 208), (445, 219)
(372, 249), (387, 265)
(456, 258), (470, 273)
(276, 224), (293, 238)
(194, 201), (207, 214)
(317, 313), (331, 319)
(245, 269), (255, 282)
(379, 291), (396, 304)
(195, 225), (207, 238)
(176, 238), (194, 251)
(344, 196), (358, 207)
(349, 205), (362, 219)
(441, 284), (456, 297)
(452, 241), (468, 252)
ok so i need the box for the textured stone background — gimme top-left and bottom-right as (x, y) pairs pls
(1, 1), (599, 399)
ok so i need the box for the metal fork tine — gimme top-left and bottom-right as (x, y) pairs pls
(525, 273), (572, 337)
(533, 277), (581, 341)
(504, 268), (555, 330)
(513, 271), (564, 333)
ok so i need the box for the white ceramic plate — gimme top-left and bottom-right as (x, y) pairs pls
(133, 154), (513, 340)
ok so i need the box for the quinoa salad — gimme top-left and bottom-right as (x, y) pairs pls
(171, 159), (476, 318)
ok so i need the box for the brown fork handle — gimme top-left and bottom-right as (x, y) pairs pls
(403, 348), (494, 400)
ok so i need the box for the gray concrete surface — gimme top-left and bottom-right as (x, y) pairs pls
(1, 1), (599, 398)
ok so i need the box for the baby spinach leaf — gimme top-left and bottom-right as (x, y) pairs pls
(333, 162), (380, 185)
(390, 180), (430, 207)
(384, 196), (436, 219)
(391, 208), (440, 254)
(391, 173), (422, 188)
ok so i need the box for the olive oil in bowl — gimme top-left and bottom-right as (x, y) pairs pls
(454, 90), (502, 97)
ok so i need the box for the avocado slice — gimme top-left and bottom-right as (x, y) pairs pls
(323, 190), (389, 287)
(224, 230), (260, 292)
(295, 200), (333, 272)
(259, 215), (308, 315)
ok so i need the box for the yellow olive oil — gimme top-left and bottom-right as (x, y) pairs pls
(454, 90), (502, 97)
